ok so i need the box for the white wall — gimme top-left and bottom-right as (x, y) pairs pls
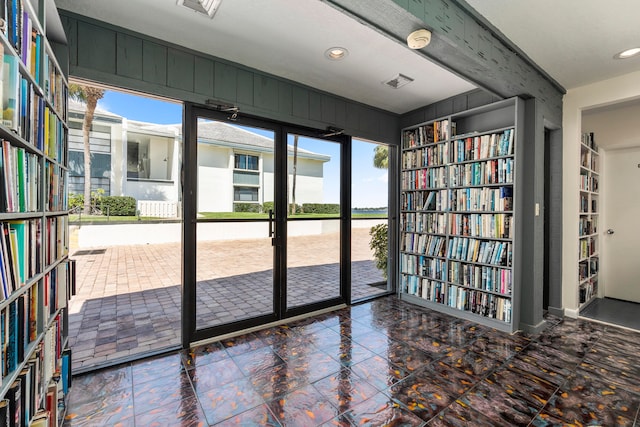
(287, 157), (325, 204)
(583, 103), (640, 305)
(562, 70), (640, 317)
(111, 121), (125, 196)
(127, 180), (178, 202)
(73, 219), (386, 247)
(198, 145), (233, 212)
(582, 103), (640, 150)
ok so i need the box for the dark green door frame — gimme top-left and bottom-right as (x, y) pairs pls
(182, 102), (352, 347)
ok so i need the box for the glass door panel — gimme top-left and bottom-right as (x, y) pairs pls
(351, 140), (391, 301)
(194, 117), (276, 330)
(286, 133), (342, 310)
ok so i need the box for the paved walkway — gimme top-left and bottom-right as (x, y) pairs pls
(68, 228), (387, 372)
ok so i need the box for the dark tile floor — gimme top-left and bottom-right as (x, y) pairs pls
(581, 297), (640, 330)
(64, 296), (640, 426)
(69, 228), (387, 371)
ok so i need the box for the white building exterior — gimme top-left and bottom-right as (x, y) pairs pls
(68, 102), (330, 216)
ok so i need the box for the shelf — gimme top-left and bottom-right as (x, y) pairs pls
(447, 234), (512, 242)
(400, 98), (522, 332)
(401, 292), (513, 333)
(451, 125), (514, 141)
(577, 132), (600, 309)
(449, 210), (513, 214)
(579, 233), (599, 239)
(402, 140), (447, 151)
(449, 183), (513, 190)
(400, 250), (448, 261)
(0, 1), (71, 423)
(579, 294), (598, 310)
(401, 272), (512, 298)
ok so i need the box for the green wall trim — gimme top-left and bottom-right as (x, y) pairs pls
(59, 10), (400, 145)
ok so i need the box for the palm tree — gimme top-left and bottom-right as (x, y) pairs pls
(290, 134), (299, 214)
(373, 145), (388, 169)
(68, 84), (105, 214)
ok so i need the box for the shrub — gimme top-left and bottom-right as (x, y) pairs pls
(262, 201), (274, 213)
(100, 196), (137, 216)
(301, 203), (340, 214)
(288, 203), (302, 214)
(69, 193), (83, 211)
(234, 203), (261, 213)
(369, 223), (388, 279)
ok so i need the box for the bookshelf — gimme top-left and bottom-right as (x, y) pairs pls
(399, 98), (522, 333)
(0, 1), (72, 426)
(578, 132), (599, 309)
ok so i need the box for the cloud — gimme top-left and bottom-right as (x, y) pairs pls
(377, 171), (388, 182)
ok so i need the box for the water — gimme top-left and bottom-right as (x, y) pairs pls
(352, 209), (388, 216)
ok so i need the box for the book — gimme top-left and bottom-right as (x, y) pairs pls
(17, 365), (30, 426)
(7, 221), (25, 285)
(61, 348), (71, 395)
(45, 383), (57, 427)
(0, 399), (9, 427)
(30, 411), (50, 427)
(1, 309), (6, 378)
(2, 54), (19, 131)
(7, 378), (20, 427)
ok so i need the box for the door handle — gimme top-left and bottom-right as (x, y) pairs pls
(268, 209), (274, 237)
(606, 229), (614, 235)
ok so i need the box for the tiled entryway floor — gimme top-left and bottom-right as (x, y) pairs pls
(69, 228), (387, 371)
(65, 295), (640, 426)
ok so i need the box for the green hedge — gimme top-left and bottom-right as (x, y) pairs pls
(69, 193), (84, 210)
(100, 196), (137, 216)
(262, 201), (274, 213)
(301, 203), (340, 214)
(234, 203), (261, 213)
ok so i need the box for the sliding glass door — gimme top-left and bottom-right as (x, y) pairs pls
(183, 105), (348, 344)
(285, 133), (343, 311)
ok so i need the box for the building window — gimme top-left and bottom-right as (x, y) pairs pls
(234, 154), (259, 171)
(127, 140), (150, 179)
(234, 186), (259, 202)
(127, 134), (174, 180)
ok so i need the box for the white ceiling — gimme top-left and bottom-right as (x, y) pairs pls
(55, 0), (640, 115)
(54, 0), (476, 114)
(464, 0), (640, 90)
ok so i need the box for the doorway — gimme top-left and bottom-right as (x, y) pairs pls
(602, 147), (640, 303)
(182, 104), (349, 345)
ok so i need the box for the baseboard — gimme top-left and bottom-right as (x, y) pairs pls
(564, 307), (579, 319)
(519, 319), (548, 334)
(191, 303), (348, 348)
(546, 305), (564, 318)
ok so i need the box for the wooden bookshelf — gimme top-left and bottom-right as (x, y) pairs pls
(0, 0), (72, 425)
(578, 132), (599, 309)
(399, 98), (522, 333)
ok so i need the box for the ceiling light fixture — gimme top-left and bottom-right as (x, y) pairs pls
(407, 29), (432, 50)
(177, 0), (222, 19)
(614, 47), (640, 59)
(325, 47), (349, 61)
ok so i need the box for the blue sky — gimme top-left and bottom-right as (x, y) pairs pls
(98, 90), (388, 208)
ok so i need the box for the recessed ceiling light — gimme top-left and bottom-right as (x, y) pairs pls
(325, 47), (348, 61)
(614, 47), (640, 59)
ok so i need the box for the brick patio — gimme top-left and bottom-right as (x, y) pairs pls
(68, 228), (388, 372)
